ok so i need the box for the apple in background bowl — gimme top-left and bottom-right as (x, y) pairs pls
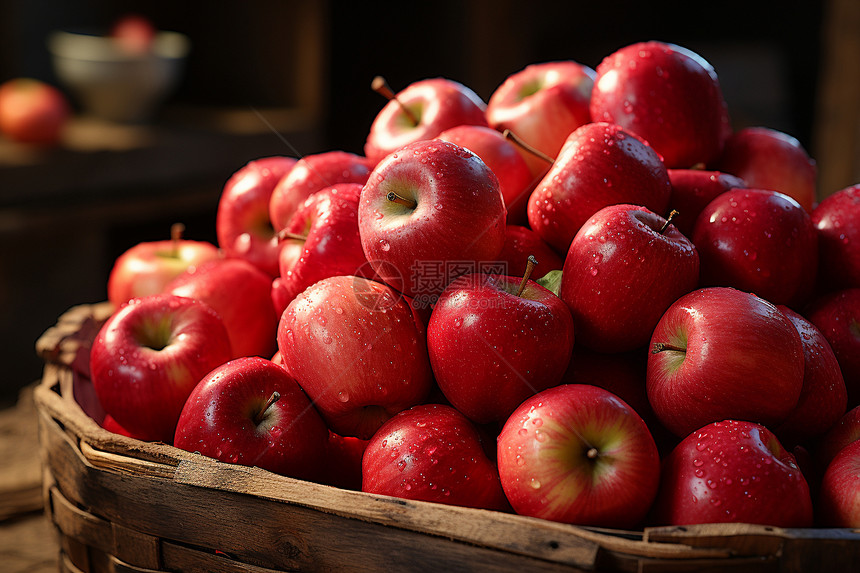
(364, 77), (488, 165)
(174, 356), (330, 481)
(107, 223), (220, 307)
(0, 77), (70, 145)
(90, 294), (233, 443)
(497, 384), (661, 528)
(590, 41), (731, 169)
(486, 60), (595, 179)
(216, 156), (297, 278)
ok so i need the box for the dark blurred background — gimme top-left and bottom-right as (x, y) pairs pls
(1, 0), (858, 405)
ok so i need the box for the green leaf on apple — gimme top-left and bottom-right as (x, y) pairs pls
(536, 269), (562, 297)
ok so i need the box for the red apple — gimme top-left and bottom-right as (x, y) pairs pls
(817, 405), (860, 468)
(812, 184), (860, 291)
(321, 431), (368, 491)
(495, 225), (563, 279)
(561, 204), (699, 352)
(666, 169), (746, 238)
(436, 124), (534, 225)
(90, 294), (233, 442)
(427, 270), (575, 424)
(101, 414), (137, 439)
(818, 439), (860, 527)
(111, 13), (157, 54)
(271, 183), (373, 316)
(715, 127), (817, 212)
(364, 77), (488, 165)
(174, 356), (329, 481)
(527, 122), (672, 254)
(497, 384), (660, 528)
(486, 61), (596, 178)
(805, 288), (860, 408)
(106, 223), (220, 307)
(277, 275), (433, 439)
(0, 78), (70, 145)
(268, 151), (374, 232)
(773, 305), (847, 447)
(358, 139), (506, 304)
(590, 41), (731, 169)
(652, 419), (813, 527)
(692, 188), (818, 308)
(167, 258), (279, 359)
(647, 287), (805, 438)
(362, 403), (508, 510)
(216, 156), (296, 278)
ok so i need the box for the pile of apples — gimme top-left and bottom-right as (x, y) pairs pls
(89, 40), (860, 530)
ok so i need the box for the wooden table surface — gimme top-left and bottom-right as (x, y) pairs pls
(0, 386), (59, 572)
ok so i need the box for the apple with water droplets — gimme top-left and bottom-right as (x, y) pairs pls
(805, 288), (860, 409)
(818, 438), (860, 527)
(427, 266), (575, 425)
(692, 188), (818, 308)
(485, 60), (596, 179)
(90, 294), (233, 443)
(817, 405), (860, 468)
(527, 121), (671, 255)
(358, 139), (506, 305)
(715, 127), (817, 212)
(812, 184), (860, 291)
(590, 41), (731, 169)
(269, 151), (374, 232)
(277, 275), (433, 439)
(495, 224), (563, 278)
(497, 384), (661, 528)
(364, 77), (488, 165)
(666, 169), (746, 238)
(216, 156), (296, 277)
(362, 403), (508, 510)
(647, 287), (805, 438)
(652, 419), (813, 527)
(560, 203), (699, 353)
(174, 356), (329, 481)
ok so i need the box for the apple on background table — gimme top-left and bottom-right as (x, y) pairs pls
(0, 77), (70, 145)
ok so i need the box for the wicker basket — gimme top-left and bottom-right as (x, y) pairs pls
(34, 303), (860, 572)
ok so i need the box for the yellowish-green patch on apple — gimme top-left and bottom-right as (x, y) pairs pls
(518, 79), (544, 100)
(395, 102), (424, 129)
(652, 327), (688, 373)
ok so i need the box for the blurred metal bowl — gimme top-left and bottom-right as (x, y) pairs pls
(47, 30), (190, 123)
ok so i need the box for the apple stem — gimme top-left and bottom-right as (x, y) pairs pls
(277, 229), (307, 242)
(659, 210), (680, 234)
(586, 447), (599, 460)
(253, 391), (281, 426)
(386, 191), (418, 209)
(502, 129), (555, 165)
(516, 255), (539, 297)
(652, 342), (686, 354)
(170, 222), (185, 258)
(372, 76), (419, 127)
